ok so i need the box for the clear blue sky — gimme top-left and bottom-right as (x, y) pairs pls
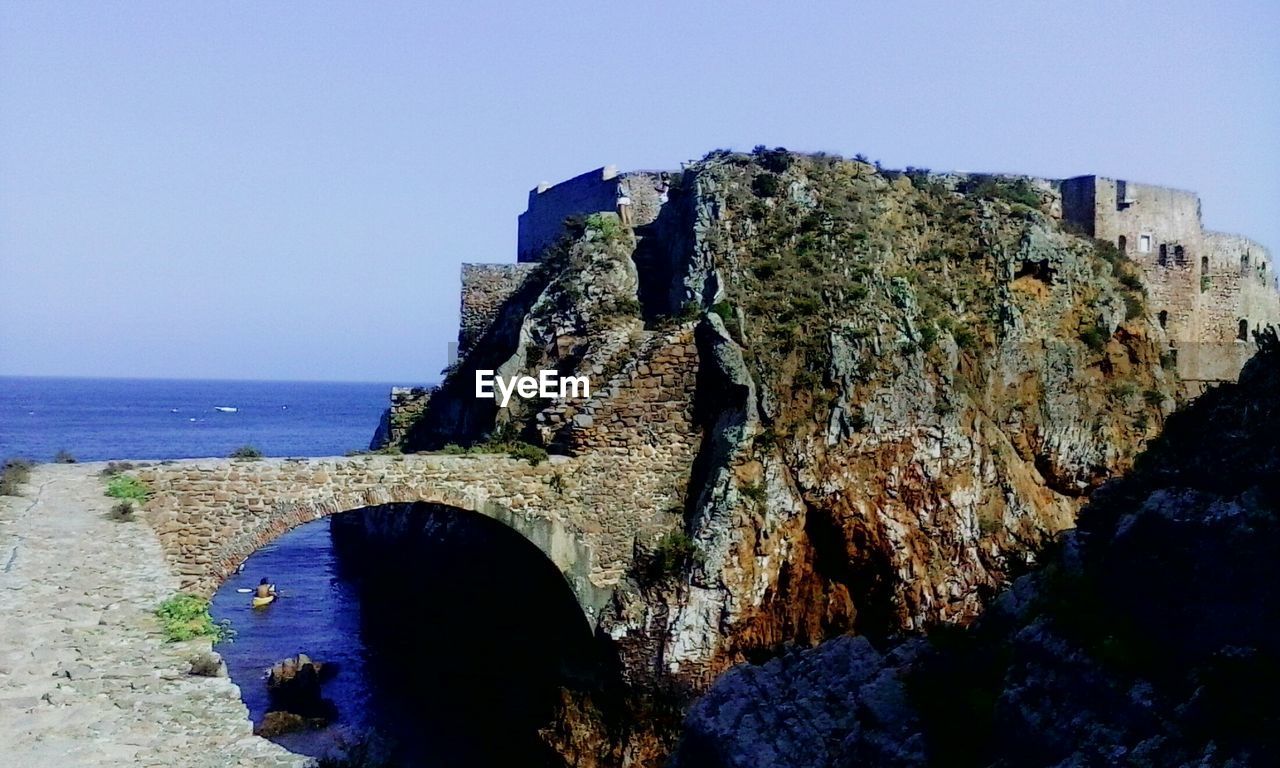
(2, 1), (1276, 382)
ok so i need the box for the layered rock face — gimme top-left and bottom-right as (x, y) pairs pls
(399, 150), (1176, 764)
(675, 331), (1280, 768)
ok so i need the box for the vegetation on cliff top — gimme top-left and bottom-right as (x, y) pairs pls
(695, 148), (1164, 443)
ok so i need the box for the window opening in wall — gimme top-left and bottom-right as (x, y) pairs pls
(1159, 243), (1168, 266)
(1238, 319), (1249, 341)
(1116, 180), (1135, 210)
(1201, 256), (1209, 275)
(1158, 310), (1168, 329)
(1117, 235), (1127, 252)
(1139, 234), (1152, 254)
(1242, 253), (1251, 273)
(1174, 245), (1186, 266)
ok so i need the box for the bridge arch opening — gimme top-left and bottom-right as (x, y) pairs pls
(214, 501), (604, 767)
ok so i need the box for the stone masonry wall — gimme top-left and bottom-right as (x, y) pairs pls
(546, 327), (700, 455)
(388, 387), (432, 446)
(134, 453), (689, 624)
(516, 167), (672, 263)
(518, 166), (622, 263)
(459, 263), (537, 357)
(1060, 175), (1279, 387)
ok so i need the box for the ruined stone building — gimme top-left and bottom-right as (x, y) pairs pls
(454, 164), (1277, 397)
(1061, 175), (1280, 388)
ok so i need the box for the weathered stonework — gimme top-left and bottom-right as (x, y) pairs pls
(537, 326), (700, 455)
(517, 166), (673, 263)
(459, 263), (537, 358)
(387, 387), (431, 445)
(1060, 175), (1280, 388)
(133, 453), (689, 624)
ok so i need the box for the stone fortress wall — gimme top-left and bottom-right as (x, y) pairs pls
(440, 166), (676, 388)
(1059, 175), (1279, 387)
(515, 165), (672, 263)
(397, 162), (1278, 426)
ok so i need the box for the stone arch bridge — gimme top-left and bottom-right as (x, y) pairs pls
(133, 453), (683, 624)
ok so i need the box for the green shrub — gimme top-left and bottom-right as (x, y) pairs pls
(228, 445), (263, 460)
(584, 212), (623, 239)
(741, 481), (767, 503)
(919, 325), (940, 350)
(752, 173), (783, 198)
(0, 458), (33, 496)
(603, 296), (643, 318)
(155, 594), (231, 643)
(1109, 381), (1138, 400)
(106, 474), (151, 502)
(507, 442), (548, 466)
(1122, 293), (1145, 321)
(1079, 326), (1108, 352)
(952, 326), (979, 350)
(54, 450), (76, 464)
(640, 530), (704, 583)
(439, 444), (469, 455)
(964, 176), (1041, 208)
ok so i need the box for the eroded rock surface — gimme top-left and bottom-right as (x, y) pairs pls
(673, 334), (1280, 768)
(400, 150), (1178, 764)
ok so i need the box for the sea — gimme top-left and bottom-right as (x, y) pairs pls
(0, 376), (403, 463)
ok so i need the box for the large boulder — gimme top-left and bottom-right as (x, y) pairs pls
(266, 653), (337, 722)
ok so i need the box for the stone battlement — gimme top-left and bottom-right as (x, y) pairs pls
(516, 165), (674, 263)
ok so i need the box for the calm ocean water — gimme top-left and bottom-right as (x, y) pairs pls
(0, 376), (404, 462)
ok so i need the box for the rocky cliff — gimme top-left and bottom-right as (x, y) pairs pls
(674, 328), (1280, 768)
(398, 149), (1177, 764)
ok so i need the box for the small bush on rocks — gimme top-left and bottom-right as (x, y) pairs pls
(638, 529), (704, 584)
(109, 501), (136, 522)
(507, 442), (548, 466)
(229, 445), (263, 460)
(1, 458), (33, 496)
(99, 461), (137, 478)
(155, 594), (232, 643)
(54, 450), (76, 464)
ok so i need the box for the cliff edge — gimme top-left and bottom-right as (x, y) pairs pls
(399, 149), (1187, 764)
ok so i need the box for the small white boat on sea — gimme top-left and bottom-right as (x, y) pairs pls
(214, 406), (238, 413)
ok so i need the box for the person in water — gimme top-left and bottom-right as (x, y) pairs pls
(255, 577), (277, 600)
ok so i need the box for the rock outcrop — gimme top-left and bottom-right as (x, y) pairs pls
(397, 149), (1180, 764)
(673, 330), (1280, 767)
(263, 653), (336, 728)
